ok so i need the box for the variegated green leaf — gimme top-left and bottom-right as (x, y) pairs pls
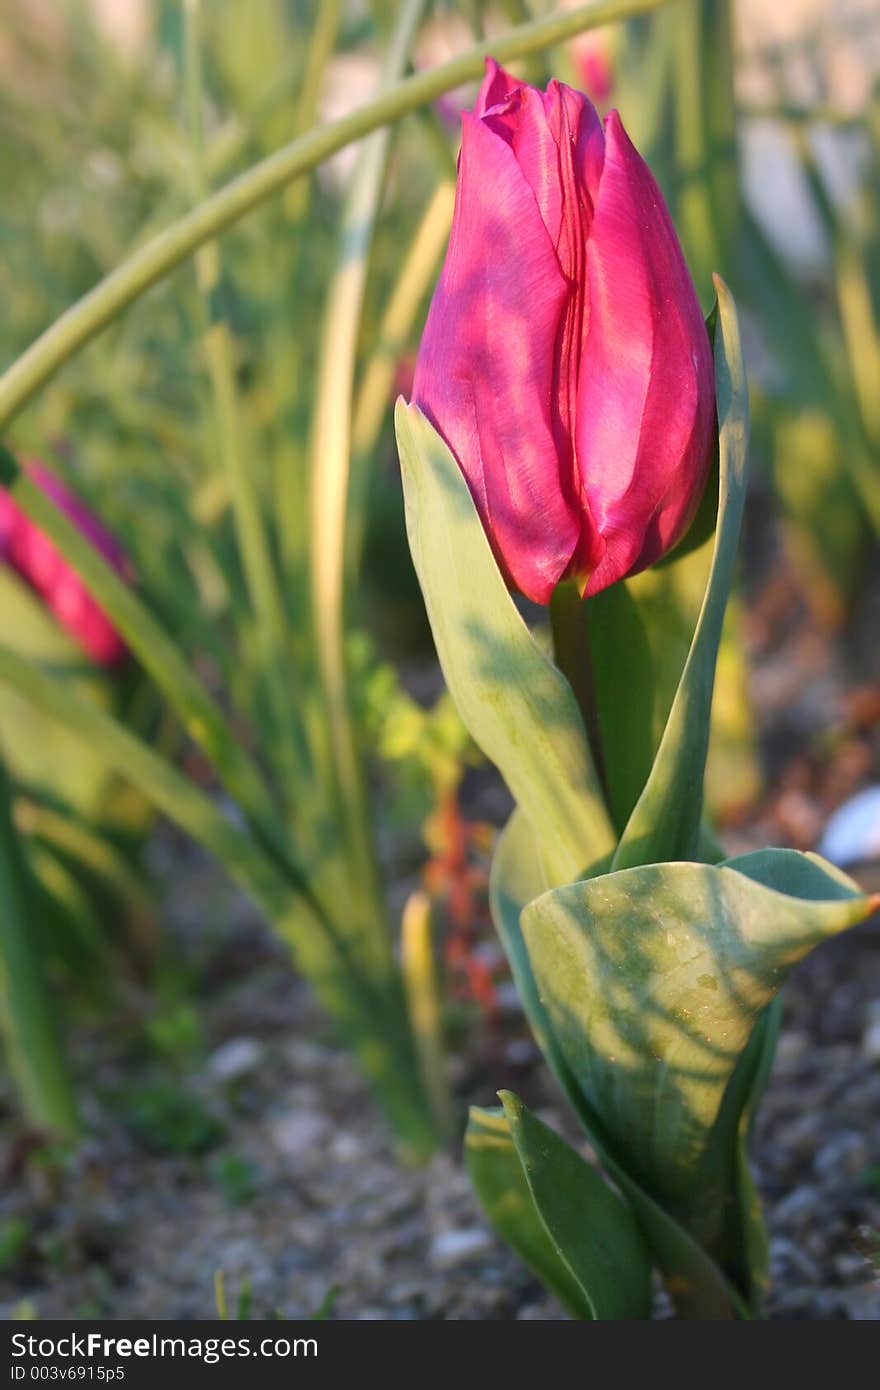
(521, 849), (878, 1259)
(490, 809), (738, 1318)
(396, 401), (615, 883)
(468, 1093), (653, 1319)
(466, 1104), (595, 1319)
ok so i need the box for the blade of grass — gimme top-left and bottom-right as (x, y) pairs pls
(836, 234), (880, 449)
(184, 0), (286, 652)
(14, 798), (153, 916)
(347, 179), (455, 573)
(184, 0), (304, 788)
(307, 0), (427, 961)
(284, 0), (343, 222)
(401, 889), (452, 1141)
(0, 759), (78, 1136)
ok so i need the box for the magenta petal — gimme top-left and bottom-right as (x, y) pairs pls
(480, 78), (605, 255)
(575, 112), (714, 596)
(413, 113), (579, 604)
(482, 86), (565, 243)
(474, 58), (524, 118)
(1, 462), (130, 666)
(542, 80), (605, 220)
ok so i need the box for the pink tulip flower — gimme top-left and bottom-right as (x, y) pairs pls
(412, 60), (715, 606)
(0, 461), (131, 666)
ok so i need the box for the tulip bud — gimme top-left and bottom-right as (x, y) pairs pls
(412, 60), (715, 606)
(0, 461), (131, 666)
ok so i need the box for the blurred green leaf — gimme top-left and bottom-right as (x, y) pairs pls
(0, 758), (77, 1135)
(0, 1217), (31, 1275)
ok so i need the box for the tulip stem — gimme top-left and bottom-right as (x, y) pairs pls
(0, 0), (666, 433)
(550, 581), (610, 811)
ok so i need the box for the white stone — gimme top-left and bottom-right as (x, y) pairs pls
(269, 1111), (329, 1159)
(430, 1228), (493, 1268)
(207, 1037), (263, 1083)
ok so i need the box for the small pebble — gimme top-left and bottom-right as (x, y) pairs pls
(772, 1184), (820, 1230)
(268, 1111), (329, 1159)
(840, 1282), (880, 1320)
(814, 1132), (869, 1181)
(330, 1131), (363, 1162)
(430, 1228), (494, 1268)
(862, 1019), (880, 1062)
(207, 1036), (263, 1083)
(769, 1236), (820, 1284)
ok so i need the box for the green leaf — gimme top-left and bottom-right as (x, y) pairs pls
(467, 1096), (653, 1320)
(0, 760), (77, 1135)
(396, 401), (614, 883)
(0, 571), (116, 819)
(490, 809), (737, 1318)
(500, 1092), (653, 1319)
(521, 850), (878, 1261)
(613, 277), (748, 870)
(465, 1105), (594, 1319)
(723, 996), (781, 1302)
(589, 503), (759, 835)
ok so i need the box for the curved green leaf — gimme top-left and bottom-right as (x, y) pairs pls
(490, 810), (737, 1317)
(613, 277), (748, 870)
(396, 402), (614, 883)
(466, 1104), (595, 1319)
(500, 1092), (653, 1319)
(467, 1095), (652, 1319)
(724, 996), (781, 1303)
(521, 852), (877, 1257)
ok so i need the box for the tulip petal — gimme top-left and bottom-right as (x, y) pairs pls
(0, 463), (130, 666)
(575, 113), (714, 596)
(482, 85), (565, 245)
(413, 113), (580, 603)
(479, 76), (604, 259)
(475, 57), (523, 119)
